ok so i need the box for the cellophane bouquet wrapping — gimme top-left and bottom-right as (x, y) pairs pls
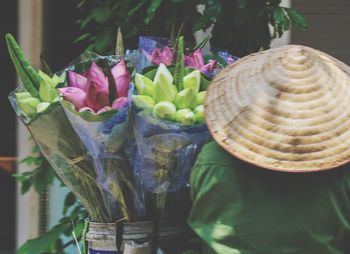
(6, 35), (110, 222)
(7, 31), (237, 253)
(59, 51), (139, 221)
(130, 36), (237, 221)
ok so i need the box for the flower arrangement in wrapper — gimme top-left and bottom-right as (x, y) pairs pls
(130, 36), (235, 223)
(6, 34), (110, 222)
(7, 31), (237, 253)
(58, 51), (138, 222)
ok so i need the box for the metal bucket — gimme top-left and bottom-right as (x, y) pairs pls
(85, 219), (187, 254)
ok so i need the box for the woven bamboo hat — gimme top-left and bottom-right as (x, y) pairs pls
(205, 45), (350, 172)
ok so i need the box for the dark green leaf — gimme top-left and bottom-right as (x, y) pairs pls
(40, 54), (53, 77)
(21, 179), (32, 194)
(33, 169), (48, 194)
(145, 0), (163, 24)
(273, 7), (291, 35)
(174, 36), (185, 91)
(74, 33), (90, 44)
(285, 8), (308, 31)
(90, 6), (113, 24)
(64, 192), (76, 209)
(127, 0), (147, 16)
(16, 224), (68, 254)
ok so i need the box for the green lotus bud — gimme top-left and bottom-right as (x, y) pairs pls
(183, 70), (201, 93)
(153, 73), (177, 102)
(153, 101), (176, 121)
(38, 71), (60, 102)
(174, 88), (197, 109)
(132, 95), (156, 109)
(39, 79), (59, 102)
(175, 108), (195, 125)
(36, 102), (50, 113)
(196, 91), (207, 106)
(18, 97), (40, 116)
(15, 92), (32, 100)
(134, 73), (155, 97)
(51, 74), (63, 86)
(194, 105), (205, 124)
(153, 63), (173, 87)
(39, 71), (61, 88)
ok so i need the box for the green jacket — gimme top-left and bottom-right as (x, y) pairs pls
(188, 141), (350, 254)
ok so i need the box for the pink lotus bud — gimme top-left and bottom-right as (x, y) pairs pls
(67, 71), (88, 91)
(184, 49), (205, 70)
(111, 60), (131, 98)
(112, 97), (128, 110)
(200, 59), (217, 74)
(143, 47), (174, 66)
(85, 62), (110, 111)
(59, 87), (87, 110)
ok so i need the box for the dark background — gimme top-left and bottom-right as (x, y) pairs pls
(0, 0), (87, 252)
(0, 0), (17, 252)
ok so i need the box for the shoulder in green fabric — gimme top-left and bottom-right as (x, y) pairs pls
(196, 141), (234, 166)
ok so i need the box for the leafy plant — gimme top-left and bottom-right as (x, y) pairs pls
(14, 145), (88, 254)
(75, 0), (307, 56)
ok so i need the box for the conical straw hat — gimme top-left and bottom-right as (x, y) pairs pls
(205, 45), (350, 172)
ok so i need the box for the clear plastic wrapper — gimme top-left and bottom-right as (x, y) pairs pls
(60, 52), (138, 221)
(131, 105), (211, 220)
(9, 91), (110, 222)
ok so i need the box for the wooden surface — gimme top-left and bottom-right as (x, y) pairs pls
(292, 0), (350, 64)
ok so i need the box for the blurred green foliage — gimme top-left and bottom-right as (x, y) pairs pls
(75, 0), (307, 56)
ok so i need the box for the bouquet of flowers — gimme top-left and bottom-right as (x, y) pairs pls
(6, 34), (110, 222)
(7, 32), (236, 253)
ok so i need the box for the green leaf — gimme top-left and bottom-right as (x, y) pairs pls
(127, 0), (147, 16)
(285, 8), (308, 31)
(74, 33), (90, 44)
(5, 34), (41, 97)
(174, 36), (185, 91)
(33, 169), (48, 194)
(21, 179), (32, 194)
(20, 156), (35, 165)
(273, 7), (290, 32)
(145, 0), (163, 24)
(61, 100), (118, 122)
(90, 6), (113, 24)
(40, 54), (53, 77)
(17, 223), (68, 254)
(63, 192), (77, 215)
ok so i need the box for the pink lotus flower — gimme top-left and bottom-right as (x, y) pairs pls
(184, 48), (217, 74)
(143, 47), (173, 66)
(62, 61), (130, 114)
(111, 60), (131, 98)
(67, 71), (87, 91)
(85, 62), (110, 111)
(59, 87), (86, 110)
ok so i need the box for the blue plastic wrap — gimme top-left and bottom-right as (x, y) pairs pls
(131, 105), (211, 220)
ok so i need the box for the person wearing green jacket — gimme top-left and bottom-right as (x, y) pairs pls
(188, 45), (350, 254)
